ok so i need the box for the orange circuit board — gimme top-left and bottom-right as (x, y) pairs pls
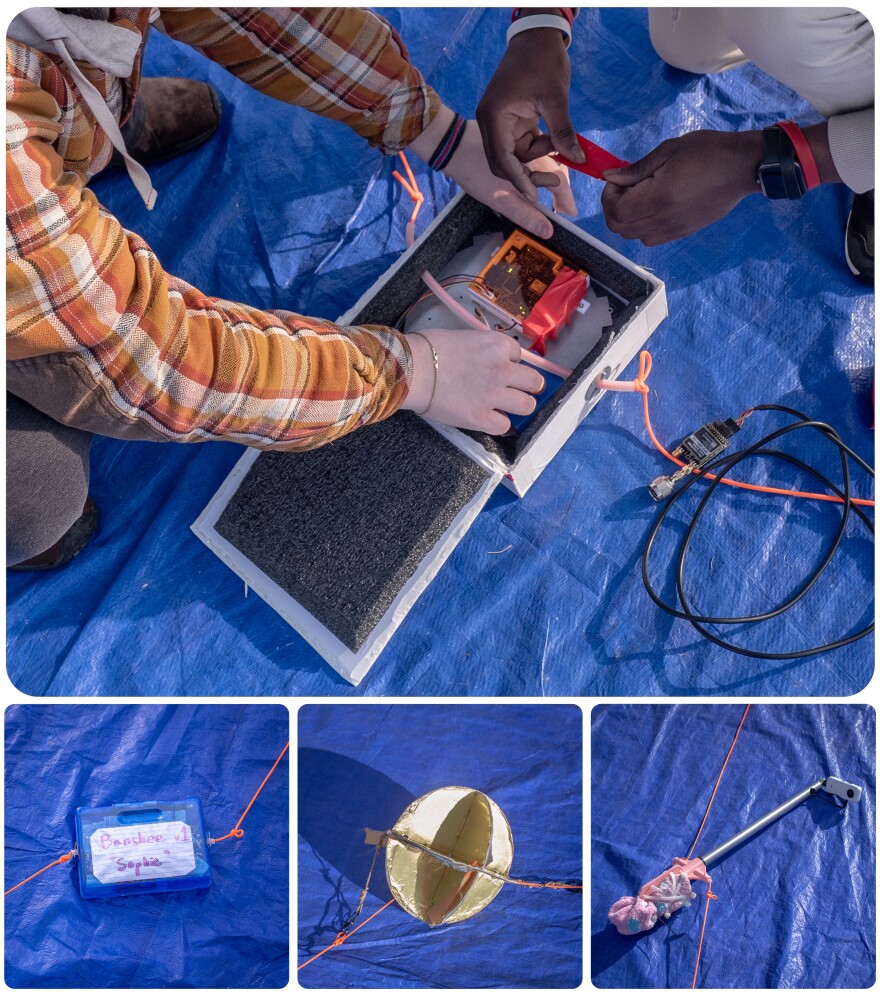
(469, 231), (587, 323)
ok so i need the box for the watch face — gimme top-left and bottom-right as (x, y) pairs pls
(758, 164), (787, 200)
(759, 162), (806, 200)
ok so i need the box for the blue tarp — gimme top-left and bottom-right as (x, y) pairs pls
(297, 703), (582, 988)
(591, 704), (876, 988)
(7, 8), (873, 696)
(4, 704), (289, 988)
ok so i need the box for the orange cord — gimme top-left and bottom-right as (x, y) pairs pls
(685, 704), (750, 988)
(627, 351), (874, 508)
(392, 151), (424, 246)
(298, 898), (396, 971)
(297, 876), (579, 971)
(297, 833), (580, 973)
(499, 878), (581, 889)
(6, 743), (289, 895)
(5, 849), (77, 897)
(686, 704), (750, 860)
(691, 888), (718, 989)
(212, 741), (289, 844)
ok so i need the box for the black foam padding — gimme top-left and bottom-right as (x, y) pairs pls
(348, 195), (656, 464)
(214, 413), (490, 652)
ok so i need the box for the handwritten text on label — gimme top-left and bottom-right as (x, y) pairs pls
(89, 820), (196, 884)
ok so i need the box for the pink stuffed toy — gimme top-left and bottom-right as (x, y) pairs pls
(609, 857), (711, 935)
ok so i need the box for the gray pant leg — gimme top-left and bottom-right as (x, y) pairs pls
(648, 8), (874, 192)
(648, 8), (747, 75)
(722, 8), (874, 193)
(7, 393), (93, 565)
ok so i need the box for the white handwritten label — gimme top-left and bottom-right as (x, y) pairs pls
(89, 820), (196, 884)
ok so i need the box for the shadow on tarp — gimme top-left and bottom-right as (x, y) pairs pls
(298, 747), (415, 900)
(297, 748), (416, 960)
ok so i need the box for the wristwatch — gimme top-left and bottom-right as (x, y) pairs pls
(758, 121), (821, 200)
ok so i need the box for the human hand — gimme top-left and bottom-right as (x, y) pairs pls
(440, 118), (575, 240)
(601, 130), (763, 245)
(401, 328), (545, 435)
(476, 26), (585, 202)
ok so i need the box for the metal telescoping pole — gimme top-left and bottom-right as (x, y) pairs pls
(698, 778), (826, 868)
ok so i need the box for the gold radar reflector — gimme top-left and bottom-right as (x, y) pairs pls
(384, 786), (514, 927)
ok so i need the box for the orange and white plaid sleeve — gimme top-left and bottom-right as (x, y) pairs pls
(6, 41), (412, 451)
(156, 7), (441, 153)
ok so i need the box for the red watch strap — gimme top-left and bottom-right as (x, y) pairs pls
(776, 120), (821, 191)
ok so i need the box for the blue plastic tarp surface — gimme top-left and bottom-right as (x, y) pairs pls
(591, 704), (876, 988)
(4, 704), (289, 988)
(7, 8), (873, 697)
(297, 703), (583, 987)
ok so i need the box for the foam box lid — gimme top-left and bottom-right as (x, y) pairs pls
(193, 195), (664, 683)
(193, 412), (501, 684)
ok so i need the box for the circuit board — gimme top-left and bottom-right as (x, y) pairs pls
(469, 231), (587, 323)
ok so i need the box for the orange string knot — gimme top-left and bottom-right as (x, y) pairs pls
(5, 849), (78, 897)
(392, 151), (425, 247)
(232, 828), (245, 839)
(633, 350), (652, 393)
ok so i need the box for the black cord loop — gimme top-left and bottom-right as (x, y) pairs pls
(642, 405), (873, 659)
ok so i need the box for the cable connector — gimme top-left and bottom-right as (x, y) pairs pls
(648, 418), (741, 500)
(648, 465), (694, 501)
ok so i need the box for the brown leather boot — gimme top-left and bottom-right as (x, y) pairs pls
(9, 498), (100, 572)
(120, 77), (222, 167)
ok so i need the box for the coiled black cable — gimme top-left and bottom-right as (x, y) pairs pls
(642, 405), (874, 659)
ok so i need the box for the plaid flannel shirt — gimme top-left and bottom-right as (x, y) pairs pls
(7, 7), (440, 449)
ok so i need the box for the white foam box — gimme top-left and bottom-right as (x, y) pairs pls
(193, 192), (666, 683)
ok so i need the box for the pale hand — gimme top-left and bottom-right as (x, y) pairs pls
(401, 329), (546, 435)
(410, 108), (576, 240)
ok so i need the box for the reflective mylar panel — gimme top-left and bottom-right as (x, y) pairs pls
(385, 787), (513, 926)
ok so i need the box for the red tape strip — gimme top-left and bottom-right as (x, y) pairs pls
(553, 134), (629, 179)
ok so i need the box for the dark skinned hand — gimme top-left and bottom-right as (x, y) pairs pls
(601, 130), (764, 246)
(476, 26), (585, 203)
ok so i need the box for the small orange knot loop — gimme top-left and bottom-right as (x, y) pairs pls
(707, 889), (718, 901)
(633, 350), (652, 393)
(5, 849), (78, 897)
(332, 933), (347, 947)
(211, 742), (288, 845)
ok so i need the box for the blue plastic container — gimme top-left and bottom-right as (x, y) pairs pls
(75, 799), (212, 899)
(509, 369), (566, 433)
